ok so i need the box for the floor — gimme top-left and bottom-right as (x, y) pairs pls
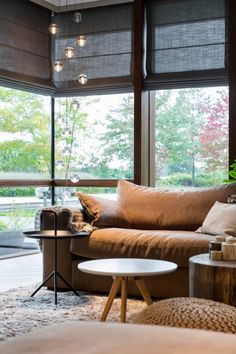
(0, 253), (42, 292)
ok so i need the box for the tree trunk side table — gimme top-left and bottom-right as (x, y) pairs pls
(189, 253), (236, 307)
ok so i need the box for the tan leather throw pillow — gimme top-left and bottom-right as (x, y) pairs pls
(118, 180), (236, 231)
(75, 192), (130, 228)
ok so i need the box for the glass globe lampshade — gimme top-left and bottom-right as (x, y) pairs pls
(56, 159), (64, 170)
(54, 61), (63, 72)
(78, 74), (88, 85)
(49, 23), (59, 35)
(73, 12), (82, 23)
(65, 47), (75, 59)
(72, 100), (80, 110)
(62, 190), (71, 200)
(57, 115), (65, 126)
(62, 127), (72, 137)
(62, 146), (71, 156)
(70, 174), (80, 183)
(77, 35), (87, 47)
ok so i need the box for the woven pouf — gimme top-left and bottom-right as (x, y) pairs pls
(133, 297), (236, 334)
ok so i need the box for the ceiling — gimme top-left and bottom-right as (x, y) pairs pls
(30, 0), (132, 11)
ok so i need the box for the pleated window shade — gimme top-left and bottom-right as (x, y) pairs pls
(53, 3), (133, 94)
(0, 0), (53, 94)
(145, 0), (228, 88)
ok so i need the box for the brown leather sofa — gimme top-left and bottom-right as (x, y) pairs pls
(41, 180), (236, 298)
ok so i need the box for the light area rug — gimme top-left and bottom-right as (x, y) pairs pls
(0, 284), (146, 342)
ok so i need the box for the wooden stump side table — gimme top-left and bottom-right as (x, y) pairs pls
(189, 253), (236, 306)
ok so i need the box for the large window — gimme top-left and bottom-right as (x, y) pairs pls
(55, 93), (134, 181)
(154, 87), (229, 188)
(0, 87), (51, 179)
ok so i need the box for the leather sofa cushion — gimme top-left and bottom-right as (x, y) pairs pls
(118, 180), (236, 231)
(70, 228), (214, 267)
(75, 192), (130, 228)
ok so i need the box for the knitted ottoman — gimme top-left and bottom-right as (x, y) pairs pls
(133, 297), (236, 334)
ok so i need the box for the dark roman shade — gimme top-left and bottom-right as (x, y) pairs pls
(0, 0), (54, 94)
(53, 3), (133, 95)
(145, 0), (228, 89)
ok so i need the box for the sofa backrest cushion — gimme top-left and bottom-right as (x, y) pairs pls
(75, 192), (130, 228)
(118, 180), (236, 231)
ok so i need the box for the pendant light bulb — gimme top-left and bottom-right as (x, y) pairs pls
(78, 74), (88, 85)
(71, 174), (80, 183)
(49, 23), (59, 35)
(54, 61), (63, 72)
(65, 47), (75, 59)
(77, 35), (87, 47)
(72, 100), (80, 110)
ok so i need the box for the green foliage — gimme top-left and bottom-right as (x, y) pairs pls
(0, 188), (35, 197)
(76, 187), (117, 194)
(158, 171), (226, 188)
(6, 204), (34, 230)
(84, 94), (134, 179)
(0, 87), (50, 176)
(224, 160), (236, 183)
(0, 220), (7, 230)
(155, 88), (228, 187)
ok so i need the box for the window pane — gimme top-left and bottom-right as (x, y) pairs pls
(155, 87), (228, 188)
(0, 187), (50, 249)
(54, 187), (117, 207)
(0, 86), (51, 179)
(55, 93), (134, 180)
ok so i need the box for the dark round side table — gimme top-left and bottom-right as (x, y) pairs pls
(24, 228), (90, 305)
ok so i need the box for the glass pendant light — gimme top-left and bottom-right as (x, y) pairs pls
(62, 146), (71, 156)
(73, 12), (82, 23)
(78, 74), (88, 85)
(54, 61), (63, 72)
(62, 127), (72, 137)
(70, 174), (80, 183)
(72, 100), (80, 110)
(62, 190), (71, 200)
(57, 115), (65, 126)
(77, 35), (87, 47)
(49, 23), (59, 35)
(56, 160), (65, 170)
(65, 47), (75, 59)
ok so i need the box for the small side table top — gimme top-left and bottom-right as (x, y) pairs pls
(24, 230), (90, 240)
(189, 253), (236, 269)
(78, 258), (178, 277)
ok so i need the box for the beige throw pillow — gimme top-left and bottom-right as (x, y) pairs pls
(199, 201), (236, 236)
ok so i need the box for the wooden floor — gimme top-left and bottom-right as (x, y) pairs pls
(0, 253), (42, 292)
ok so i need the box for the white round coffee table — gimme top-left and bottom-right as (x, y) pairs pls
(78, 258), (177, 322)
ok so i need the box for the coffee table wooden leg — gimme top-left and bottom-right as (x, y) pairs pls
(100, 277), (121, 322)
(135, 278), (153, 305)
(120, 278), (128, 323)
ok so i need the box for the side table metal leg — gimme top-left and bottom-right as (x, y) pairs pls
(56, 272), (80, 297)
(30, 271), (55, 297)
